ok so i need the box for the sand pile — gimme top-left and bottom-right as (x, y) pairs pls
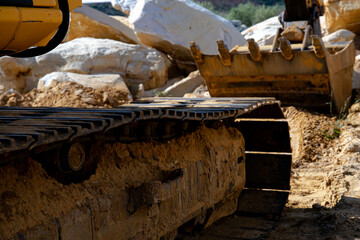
(0, 81), (130, 108)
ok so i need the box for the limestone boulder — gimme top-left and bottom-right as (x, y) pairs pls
(161, 70), (205, 97)
(111, 0), (136, 16)
(142, 77), (184, 98)
(0, 57), (29, 94)
(8, 38), (170, 91)
(183, 85), (210, 98)
(231, 20), (247, 33)
(324, 0), (360, 34)
(322, 29), (356, 44)
(281, 25), (304, 42)
(242, 16), (326, 45)
(38, 72), (128, 91)
(68, 6), (141, 45)
(241, 17), (281, 46)
(129, 0), (247, 62)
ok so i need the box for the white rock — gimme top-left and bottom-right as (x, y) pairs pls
(142, 77), (183, 98)
(111, 0), (136, 16)
(13, 38), (170, 91)
(242, 16), (327, 45)
(68, 6), (141, 45)
(183, 85), (210, 98)
(38, 72), (128, 91)
(323, 29), (356, 44)
(129, 0), (247, 61)
(0, 57), (29, 93)
(161, 70), (205, 97)
(324, 0), (360, 34)
(242, 17), (281, 46)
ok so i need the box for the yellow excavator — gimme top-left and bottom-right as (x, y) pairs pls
(0, 1), (293, 239)
(0, 0), (81, 57)
(4, 0), (353, 239)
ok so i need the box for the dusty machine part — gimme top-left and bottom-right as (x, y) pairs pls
(0, 0), (82, 57)
(191, 0), (355, 112)
(0, 98), (291, 239)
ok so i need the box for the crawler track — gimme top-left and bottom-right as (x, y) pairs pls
(0, 97), (291, 239)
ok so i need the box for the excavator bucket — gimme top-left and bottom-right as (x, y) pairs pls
(190, 38), (355, 112)
(191, 0), (356, 113)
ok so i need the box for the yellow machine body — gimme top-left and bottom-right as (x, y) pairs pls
(0, 0), (81, 54)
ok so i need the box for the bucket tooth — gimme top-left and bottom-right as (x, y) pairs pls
(217, 40), (231, 66)
(247, 38), (262, 62)
(311, 35), (325, 59)
(190, 41), (203, 64)
(271, 28), (281, 52)
(279, 37), (294, 60)
(301, 25), (311, 51)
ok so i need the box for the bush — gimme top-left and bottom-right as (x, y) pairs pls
(227, 2), (256, 26)
(227, 2), (284, 26)
(193, 1), (215, 12)
(253, 4), (284, 24)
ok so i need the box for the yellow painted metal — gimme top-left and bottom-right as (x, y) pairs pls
(326, 41), (355, 112)
(34, 30), (58, 47)
(0, 0), (82, 53)
(0, 7), (20, 51)
(192, 40), (355, 112)
(68, 0), (82, 11)
(1, 7), (62, 52)
(33, 0), (56, 7)
(34, 0), (82, 47)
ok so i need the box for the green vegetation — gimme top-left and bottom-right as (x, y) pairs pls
(86, 3), (126, 16)
(90, 1), (284, 27)
(227, 3), (284, 26)
(191, 1), (284, 26)
(323, 96), (352, 140)
(193, 1), (215, 12)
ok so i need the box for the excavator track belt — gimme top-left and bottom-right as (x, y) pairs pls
(0, 97), (292, 239)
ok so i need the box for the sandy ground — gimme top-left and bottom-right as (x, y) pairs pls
(1, 79), (360, 239)
(267, 106), (360, 240)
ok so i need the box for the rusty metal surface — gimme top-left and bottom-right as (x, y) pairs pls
(0, 97), (278, 161)
(192, 39), (355, 112)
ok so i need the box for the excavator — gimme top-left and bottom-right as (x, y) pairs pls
(3, 0), (340, 239)
(191, 0), (355, 113)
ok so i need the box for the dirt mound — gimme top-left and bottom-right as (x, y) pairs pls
(285, 107), (337, 167)
(0, 81), (130, 108)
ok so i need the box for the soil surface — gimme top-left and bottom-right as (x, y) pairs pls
(0, 81), (130, 108)
(266, 106), (360, 240)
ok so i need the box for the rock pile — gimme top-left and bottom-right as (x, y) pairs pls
(128, 0), (246, 62)
(0, 0), (248, 106)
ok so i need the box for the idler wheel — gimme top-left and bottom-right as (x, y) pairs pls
(36, 141), (100, 184)
(67, 143), (86, 172)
